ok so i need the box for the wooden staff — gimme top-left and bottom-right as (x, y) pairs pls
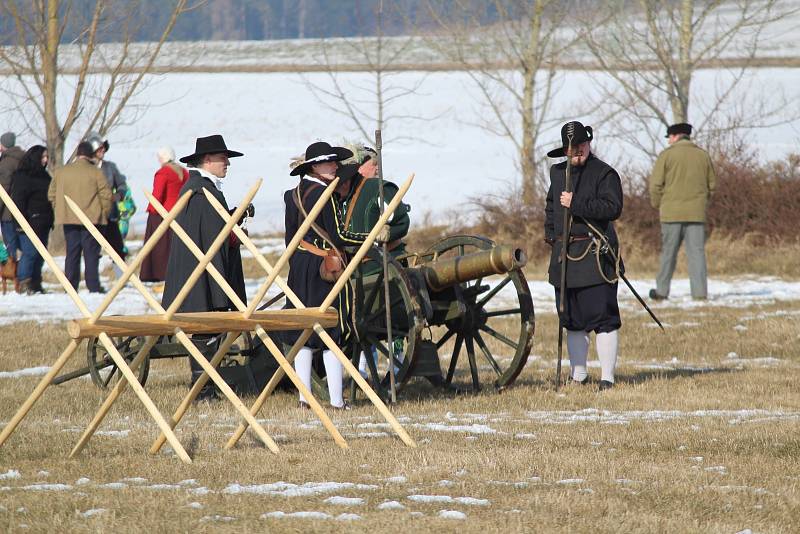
(221, 174), (418, 449)
(375, 129), (397, 403)
(147, 179), (350, 454)
(0, 186), (193, 463)
(69, 182), (281, 456)
(556, 125), (575, 391)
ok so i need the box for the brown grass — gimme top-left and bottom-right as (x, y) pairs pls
(1, 294), (799, 532)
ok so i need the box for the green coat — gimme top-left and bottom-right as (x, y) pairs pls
(340, 176), (410, 273)
(649, 139), (716, 223)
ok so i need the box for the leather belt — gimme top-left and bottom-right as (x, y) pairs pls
(555, 234), (592, 243)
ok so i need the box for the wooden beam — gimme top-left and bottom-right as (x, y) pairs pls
(67, 308), (338, 339)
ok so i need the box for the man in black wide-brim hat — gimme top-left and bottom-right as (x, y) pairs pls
(162, 134), (246, 401)
(544, 121), (624, 391)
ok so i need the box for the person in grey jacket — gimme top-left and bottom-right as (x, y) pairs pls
(0, 132), (25, 261)
(85, 132), (129, 261)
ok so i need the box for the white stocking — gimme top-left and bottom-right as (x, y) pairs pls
(323, 349), (344, 408)
(294, 347), (313, 403)
(567, 330), (590, 381)
(596, 330), (619, 383)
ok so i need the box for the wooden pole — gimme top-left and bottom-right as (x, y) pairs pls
(68, 182), (281, 455)
(221, 174), (418, 449)
(147, 180), (350, 453)
(0, 186), (193, 462)
(375, 129), (397, 403)
(67, 309), (338, 338)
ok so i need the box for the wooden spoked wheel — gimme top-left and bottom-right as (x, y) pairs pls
(86, 335), (151, 390)
(311, 252), (425, 401)
(422, 235), (535, 392)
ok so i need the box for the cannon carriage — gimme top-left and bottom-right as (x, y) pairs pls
(312, 234), (535, 400)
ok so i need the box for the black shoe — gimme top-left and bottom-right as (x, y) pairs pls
(194, 382), (219, 402)
(90, 286), (107, 294)
(649, 289), (667, 300)
(599, 380), (614, 391)
(298, 401), (311, 410)
(570, 376), (589, 385)
(330, 401), (351, 411)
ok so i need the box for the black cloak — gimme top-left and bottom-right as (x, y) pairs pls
(544, 154), (624, 288)
(161, 170), (246, 313)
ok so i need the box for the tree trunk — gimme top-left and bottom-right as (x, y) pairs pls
(674, 0), (694, 122)
(43, 0), (63, 166)
(520, 0), (545, 205)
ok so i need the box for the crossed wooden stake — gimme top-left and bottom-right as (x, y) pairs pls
(0, 173), (416, 463)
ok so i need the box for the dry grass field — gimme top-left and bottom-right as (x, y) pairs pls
(1, 274), (799, 533)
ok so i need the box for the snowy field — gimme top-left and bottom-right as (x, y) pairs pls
(2, 67), (799, 235)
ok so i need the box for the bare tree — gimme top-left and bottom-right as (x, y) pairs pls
(424, 0), (581, 203)
(583, 0), (796, 157)
(301, 1), (438, 148)
(0, 0), (198, 166)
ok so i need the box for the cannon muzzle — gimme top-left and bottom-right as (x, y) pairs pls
(420, 245), (527, 291)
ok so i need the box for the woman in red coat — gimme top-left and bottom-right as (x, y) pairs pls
(140, 146), (188, 283)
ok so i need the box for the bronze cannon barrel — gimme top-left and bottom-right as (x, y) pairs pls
(420, 245), (527, 292)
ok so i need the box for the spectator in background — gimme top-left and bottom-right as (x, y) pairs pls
(48, 141), (113, 293)
(10, 145), (53, 294)
(0, 132), (25, 262)
(140, 146), (188, 287)
(84, 132), (129, 263)
(649, 123), (717, 301)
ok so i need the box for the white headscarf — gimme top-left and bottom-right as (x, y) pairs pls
(157, 146), (176, 165)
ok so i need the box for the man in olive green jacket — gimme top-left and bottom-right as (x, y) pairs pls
(649, 123), (716, 300)
(48, 141), (113, 292)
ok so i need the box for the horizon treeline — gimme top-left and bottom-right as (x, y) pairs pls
(0, 0), (544, 43)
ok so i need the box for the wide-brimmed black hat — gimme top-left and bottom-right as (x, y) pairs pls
(546, 121), (594, 158)
(290, 141), (353, 176)
(666, 123), (692, 137)
(179, 134), (243, 164)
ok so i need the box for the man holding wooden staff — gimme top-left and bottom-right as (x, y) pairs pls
(544, 121), (624, 391)
(162, 134), (247, 401)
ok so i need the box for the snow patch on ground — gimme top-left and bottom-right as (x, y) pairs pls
(223, 481), (379, 497)
(407, 495), (489, 506)
(0, 470), (21, 480)
(261, 511), (332, 520)
(439, 510), (467, 519)
(0, 367), (51, 379)
(378, 500), (406, 510)
(324, 496), (365, 506)
(336, 513), (362, 520)
(22, 483), (72, 491)
(80, 509), (106, 518)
